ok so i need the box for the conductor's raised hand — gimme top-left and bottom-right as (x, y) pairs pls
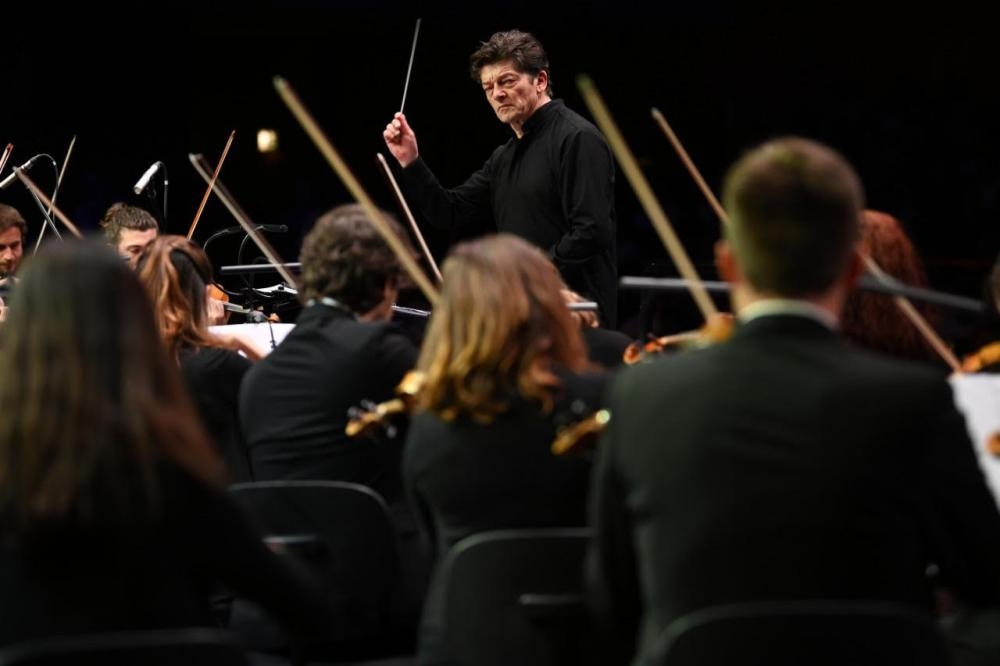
(383, 112), (419, 168)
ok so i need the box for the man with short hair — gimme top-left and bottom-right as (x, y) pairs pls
(383, 29), (618, 327)
(0, 203), (26, 283)
(0, 203), (27, 319)
(99, 202), (159, 268)
(588, 137), (1000, 664)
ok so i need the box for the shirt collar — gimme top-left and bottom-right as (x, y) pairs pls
(738, 298), (839, 331)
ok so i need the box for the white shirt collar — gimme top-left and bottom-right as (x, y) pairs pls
(738, 298), (839, 331)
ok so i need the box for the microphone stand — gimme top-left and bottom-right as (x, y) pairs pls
(141, 165), (169, 226)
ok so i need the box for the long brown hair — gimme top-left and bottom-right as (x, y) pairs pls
(416, 234), (587, 423)
(136, 235), (229, 356)
(0, 240), (224, 536)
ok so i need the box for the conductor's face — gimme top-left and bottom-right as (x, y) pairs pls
(480, 59), (549, 136)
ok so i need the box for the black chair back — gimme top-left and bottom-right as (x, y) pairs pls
(227, 481), (399, 648)
(439, 527), (595, 666)
(652, 599), (951, 666)
(0, 627), (249, 666)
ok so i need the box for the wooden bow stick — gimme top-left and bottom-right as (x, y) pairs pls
(188, 153), (297, 290)
(34, 135), (76, 252)
(0, 144), (13, 176)
(188, 130), (236, 240)
(14, 169), (83, 239)
(273, 76), (439, 306)
(375, 152), (442, 282)
(576, 75), (717, 322)
(649, 107), (961, 373)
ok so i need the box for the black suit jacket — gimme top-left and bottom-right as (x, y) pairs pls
(239, 304), (418, 502)
(589, 314), (1000, 664)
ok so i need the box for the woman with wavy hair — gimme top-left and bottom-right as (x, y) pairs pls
(403, 233), (608, 665)
(0, 240), (335, 645)
(137, 234), (257, 481)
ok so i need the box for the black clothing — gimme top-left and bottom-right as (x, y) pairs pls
(404, 369), (608, 665)
(179, 346), (253, 482)
(239, 304), (418, 502)
(0, 462), (338, 646)
(401, 100), (618, 327)
(583, 326), (633, 368)
(590, 314), (1000, 665)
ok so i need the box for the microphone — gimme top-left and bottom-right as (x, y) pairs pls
(0, 154), (51, 189)
(133, 161), (165, 195)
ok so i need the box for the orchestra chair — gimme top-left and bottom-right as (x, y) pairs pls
(651, 599), (951, 666)
(0, 627), (249, 666)
(438, 527), (597, 666)
(226, 481), (403, 661)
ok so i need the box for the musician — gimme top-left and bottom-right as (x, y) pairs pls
(136, 235), (256, 482)
(383, 29), (618, 327)
(841, 209), (943, 366)
(99, 202), (160, 269)
(588, 137), (1000, 664)
(0, 203), (26, 320)
(238, 203), (418, 498)
(0, 240), (339, 645)
(404, 233), (608, 665)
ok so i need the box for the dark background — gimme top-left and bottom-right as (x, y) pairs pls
(5, 2), (1000, 346)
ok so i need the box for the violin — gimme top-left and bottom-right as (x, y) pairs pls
(345, 370), (425, 438)
(961, 341), (1000, 373)
(623, 312), (735, 365)
(551, 409), (611, 456)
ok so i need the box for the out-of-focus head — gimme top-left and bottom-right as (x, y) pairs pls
(136, 234), (216, 352)
(0, 240), (221, 535)
(0, 203), (26, 278)
(299, 203), (409, 317)
(721, 136), (864, 298)
(99, 202), (159, 269)
(417, 233), (587, 422)
(842, 210), (938, 362)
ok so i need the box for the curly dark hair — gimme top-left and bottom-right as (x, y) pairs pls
(0, 203), (27, 238)
(99, 202), (159, 245)
(298, 204), (411, 314)
(469, 29), (552, 96)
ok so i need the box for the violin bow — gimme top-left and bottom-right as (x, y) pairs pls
(273, 76), (440, 307)
(649, 107), (962, 373)
(576, 75), (717, 322)
(0, 144), (13, 177)
(375, 152), (442, 282)
(13, 169), (83, 239)
(188, 153), (298, 290)
(188, 130), (236, 241)
(34, 134), (76, 253)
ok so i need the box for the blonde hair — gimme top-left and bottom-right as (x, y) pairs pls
(416, 234), (587, 423)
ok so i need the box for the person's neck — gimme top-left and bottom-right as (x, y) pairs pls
(510, 96), (552, 138)
(732, 285), (844, 327)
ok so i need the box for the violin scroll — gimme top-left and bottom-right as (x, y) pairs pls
(345, 370), (426, 438)
(623, 312), (735, 365)
(551, 409), (611, 456)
